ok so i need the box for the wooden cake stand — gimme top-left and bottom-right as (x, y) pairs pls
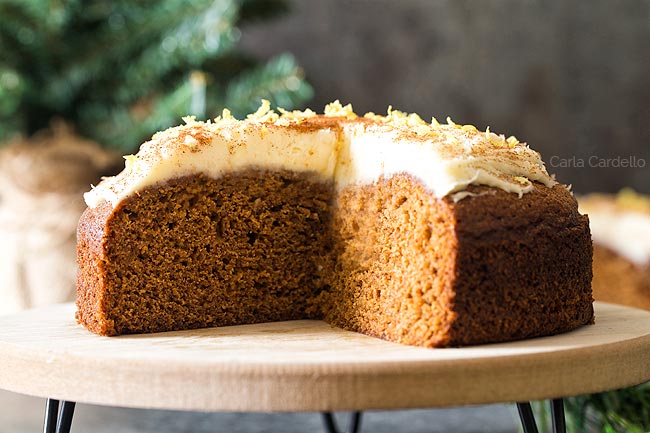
(0, 302), (649, 433)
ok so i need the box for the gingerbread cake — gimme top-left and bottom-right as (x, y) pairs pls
(579, 190), (650, 310)
(76, 101), (594, 347)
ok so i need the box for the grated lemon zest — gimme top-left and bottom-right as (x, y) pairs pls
(324, 100), (357, 119)
(277, 107), (317, 120)
(123, 154), (138, 171)
(506, 136), (519, 148)
(462, 124), (477, 132)
(247, 99), (279, 123)
(213, 108), (237, 123)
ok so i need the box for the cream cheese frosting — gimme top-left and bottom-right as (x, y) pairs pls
(84, 100), (558, 209)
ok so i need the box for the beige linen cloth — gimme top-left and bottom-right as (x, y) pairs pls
(0, 123), (118, 314)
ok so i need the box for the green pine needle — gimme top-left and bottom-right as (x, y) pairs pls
(224, 53), (313, 117)
(531, 383), (650, 433)
(0, 0), (312, 152)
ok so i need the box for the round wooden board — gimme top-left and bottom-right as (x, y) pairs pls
(0, 302), (649, 412)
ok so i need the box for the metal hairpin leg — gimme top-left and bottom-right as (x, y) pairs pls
(42, 399), (76, 433)
(550, 398), (566, 433)
(43, 399), (59, 433)
(517, 399), (566, 433)
(321, 411), (362, 433)
(40, 398), (565, 433)
(517, 402), (539, 433)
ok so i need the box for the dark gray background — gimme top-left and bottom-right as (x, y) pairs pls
(241, 0), (650, 194)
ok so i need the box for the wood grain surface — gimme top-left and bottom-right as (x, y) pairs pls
(0, 302), (648, 412)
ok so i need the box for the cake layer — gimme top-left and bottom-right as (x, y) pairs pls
(77, 171), (594, 346)
(77, 102), (593, 347)
(77, 171), (334, 335)
(324, 178), (593, 346)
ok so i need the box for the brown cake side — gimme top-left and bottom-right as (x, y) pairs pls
(449, 182), (593, 346)
(324, 176), (593, 347)
(77, 171), (593, 346)
(76, 171), (335, 336)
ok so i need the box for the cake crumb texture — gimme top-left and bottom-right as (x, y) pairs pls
(77, 171), (334, 336)
(77, 172), (593, 346)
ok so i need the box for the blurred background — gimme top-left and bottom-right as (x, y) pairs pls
(4, 0), (647, 311)
(238, 0), (649, 195)
(0, 1), (648, 432)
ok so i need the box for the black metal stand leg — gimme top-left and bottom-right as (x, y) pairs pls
(551, 398), (566, 433)
(517, 402), (539, 433)
(56, 401), (76, 433)
(321, 411), (362, 433)
(517, 399), (566, 433)
(42, 399), (76, 433)
(43, 399), (59, 433)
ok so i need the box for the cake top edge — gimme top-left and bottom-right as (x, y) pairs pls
(84, 100), (559, 209)
(165, 99), (527, 149)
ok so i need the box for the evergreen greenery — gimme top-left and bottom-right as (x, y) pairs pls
(530, 384), (650, 433)
(565, 384), (650, 433)
(0, 0), (312, 152)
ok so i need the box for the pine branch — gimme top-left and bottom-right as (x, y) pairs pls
(0, 69), (27, 141)
(39, 22), (149, 107)
(0, 0), (312, 150)
(40, 0), (233, 108)
(565, 383), (650, 433)
(0, 0), (73, 32)
(78, 74), (199, 151)
(109, 0), (240, 104)
(202, 52), (257, 84)
(223, 53), (313, 116)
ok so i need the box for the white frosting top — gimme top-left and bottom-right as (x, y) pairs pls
(579, 191), (650, 266)
(84, 101), (558, 209)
